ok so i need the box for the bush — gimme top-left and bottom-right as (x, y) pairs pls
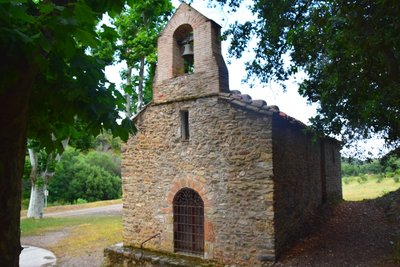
(394, 176), (400, 183)
(21, 199), (30, 210)
(74, 198), (88, 205)
(48, 148), (121, 203)
(386, 172), (395, 178)
(85, 151), (121, 176)
(357, 174), (368, 184)
(377, 173), (385, 183)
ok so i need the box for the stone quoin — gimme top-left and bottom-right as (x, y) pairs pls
(104, 3), (342, 266)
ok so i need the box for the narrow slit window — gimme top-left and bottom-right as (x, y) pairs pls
(181, 110), (189, 140)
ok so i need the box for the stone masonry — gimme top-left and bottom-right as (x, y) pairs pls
(112, 3), (342, 267)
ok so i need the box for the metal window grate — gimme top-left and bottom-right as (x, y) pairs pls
(173, 188), (204, 256)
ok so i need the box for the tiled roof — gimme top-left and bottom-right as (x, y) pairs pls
(219, 90), (307, 127)
(134, 90), (307, 128)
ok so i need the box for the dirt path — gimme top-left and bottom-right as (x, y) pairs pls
(275, 200), (399, 267)
(21, 204), (122, 267)
(21, 197), (399, 266)
(22, 228), (105, 267)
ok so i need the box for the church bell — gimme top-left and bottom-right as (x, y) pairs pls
(181, 42), (194, 61)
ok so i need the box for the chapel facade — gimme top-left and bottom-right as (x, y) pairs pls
(118, 3), (342, 266)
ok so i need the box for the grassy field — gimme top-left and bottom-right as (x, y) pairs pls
(342, 175), (400, 201)
(21, 199), (123, 263)
(21, 215), (122, 261)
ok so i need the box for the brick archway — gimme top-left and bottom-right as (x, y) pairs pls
(163, 176), (215, 251)
(173, 187), (204, 255)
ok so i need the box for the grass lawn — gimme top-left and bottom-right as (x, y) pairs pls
(21, 199), (123, 262)
(343, 176), (400, 201)
(21, 215), (122, 259)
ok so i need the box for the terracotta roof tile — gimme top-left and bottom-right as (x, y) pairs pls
(219, 90), (307, 127)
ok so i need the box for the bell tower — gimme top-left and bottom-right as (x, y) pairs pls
(153, 3), (229, 104)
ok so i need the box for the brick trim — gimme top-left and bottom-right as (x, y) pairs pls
(163, 176), (214, 243)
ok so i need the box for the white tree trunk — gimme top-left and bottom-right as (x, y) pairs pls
(27, 140), (67, 219)
(125, 67), (133, 119)
(26, 183), (45, 219)
(136, 57), (145, 111)
(27, 148), (44, 219)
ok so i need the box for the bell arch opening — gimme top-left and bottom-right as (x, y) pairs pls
(173, 24), (194, 75)
(173, 187), (204, 256)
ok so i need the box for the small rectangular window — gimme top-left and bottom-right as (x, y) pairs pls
(180, 110), (189, 140)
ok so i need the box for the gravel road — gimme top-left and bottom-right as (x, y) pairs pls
(44, 203), (122, 218)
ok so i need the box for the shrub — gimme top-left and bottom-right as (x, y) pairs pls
(357, 175), (368, 184)
(85, 151), (121, 176)
(377, 173), (385, 183)
(21, 199), (30, 210)
(48, 148), (121, 203)
(386, 172), (395, 178)
(394, 176), (400, 183)
(74, 198), (88, 205)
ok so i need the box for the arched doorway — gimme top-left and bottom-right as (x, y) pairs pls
(173, 187), (204, 255)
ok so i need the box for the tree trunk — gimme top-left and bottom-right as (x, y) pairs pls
(137, 57), (145, 111)
(0, 51), (36, 266)
(27, 183), (46, 219)
(125, 67), (133, 118)
(27, 148), (55, 219)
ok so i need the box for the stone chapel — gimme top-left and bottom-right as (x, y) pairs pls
(106, 3), (342, 267)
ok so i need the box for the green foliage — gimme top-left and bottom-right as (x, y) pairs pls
(342, 156), (400, 189)
(48, 148), (121, 203)
(386, 172), (395, 178)
(94, 130), (122, 153)
(67, 120), (96, 152)
(101, 1), (173, 115)
(357, 175), (368, 184)
(74, 198), (88, 205)
(377, 173), (385, 184)
(0, 0), (134, 152)
(115, 1), (172, 66)
(85, 150), (121, 176)
(21, 199), (30, 210)
(220, 0), (400, 146)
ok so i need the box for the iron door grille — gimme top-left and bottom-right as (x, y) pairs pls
(173, 188), (204, 256)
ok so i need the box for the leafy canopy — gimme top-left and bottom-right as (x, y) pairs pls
(95, 0), (173, 115)
(0, 0), (137, 151)
(218, 0), (400, 147)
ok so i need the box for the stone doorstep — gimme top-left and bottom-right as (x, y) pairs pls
(104, 244), (221, 267)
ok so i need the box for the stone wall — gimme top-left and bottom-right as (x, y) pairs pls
(322, 139), (342, 202)
(122, 95), (275, 266)
(271, 114), (324, 257)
